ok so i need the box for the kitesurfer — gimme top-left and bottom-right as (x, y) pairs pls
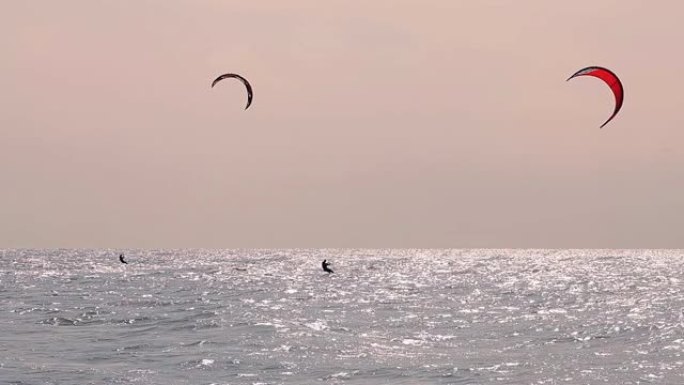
(119, 254), (127, 264)
(322, 259), (333, 274)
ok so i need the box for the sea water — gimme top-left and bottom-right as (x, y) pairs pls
(1, 249), (683, 384)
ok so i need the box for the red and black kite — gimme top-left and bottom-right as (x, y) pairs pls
(567, 66), (624, 128)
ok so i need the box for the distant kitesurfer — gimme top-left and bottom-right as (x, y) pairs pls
(119, 254), (127, 264)
(322, 259), (333, 274)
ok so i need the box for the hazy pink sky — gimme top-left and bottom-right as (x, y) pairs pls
(2, 1), (684, 248)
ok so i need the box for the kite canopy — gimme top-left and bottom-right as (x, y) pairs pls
(567, 66), (624, 128)
(211, 73), (253, 110)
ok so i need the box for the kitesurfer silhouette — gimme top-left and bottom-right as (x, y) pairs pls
(322, 259), (333, 274)
(119, 254), (127, 264)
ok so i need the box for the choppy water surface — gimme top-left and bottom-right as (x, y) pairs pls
(1, 249), (684, 384)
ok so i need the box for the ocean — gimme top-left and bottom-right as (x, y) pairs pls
(1, 249), (683, 384)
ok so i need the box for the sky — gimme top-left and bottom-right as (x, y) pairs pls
(2, 0), (684, 248)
